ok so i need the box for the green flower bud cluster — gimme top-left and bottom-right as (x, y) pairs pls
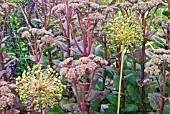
(4, 0), (23, 3)
(16, 63), (66, 112)
(106, 16), (143, 48)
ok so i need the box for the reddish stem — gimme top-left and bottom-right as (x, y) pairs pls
(81, 86), (85, 111)
(10, 106), (13, 114)
(65, 3), (71, 56)
(32, 106), (34, 114)
(141, 13), (146, 114)
(71, 31), (84, 55)
(73, 80), (82, 111)
(102, 38), (107, 91)
(159, 63), (166, 114)
(155, 77), (163, 95)
(87, 21), (98, 55)
(4, 108), (6, 114)
(85, 69), (96, 99)
(147, 83), (160, 109)
(146, 6), (159, 34)
(77, 12), (87, 56)
(0, 10), (10, 81)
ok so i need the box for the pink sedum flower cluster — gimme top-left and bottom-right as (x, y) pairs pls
(59, 54), (108, 81)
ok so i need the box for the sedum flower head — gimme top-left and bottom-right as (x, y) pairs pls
(145, 48), (170, 76)
(59, 54), (108, 81)
(106, 16), (143, 47)
(132, 0), (165, 14)
(17, 27), (54, 43)
(15, 63), (65, 111)
(1, 2), (17, 10)
(0, 11), (4, 16)
(0, 81), (16, 108)
(114, 2), (132, 11)
(152, 16), (163, 26)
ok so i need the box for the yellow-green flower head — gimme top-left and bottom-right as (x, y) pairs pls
(16, 63), (66, 112)
(4, 0), (22, 3)
(106, 16), (143, 47)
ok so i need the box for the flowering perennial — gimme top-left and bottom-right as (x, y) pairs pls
(59, 54), (108, 81)
(17, 27), (54, 43)
(16, 63), (65, 111)
(145, 48), (170, 76)
(0, 81), (17, 108)
(106, 16), (143, 47)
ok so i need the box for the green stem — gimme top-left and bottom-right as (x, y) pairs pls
(117, 44), (125, 114)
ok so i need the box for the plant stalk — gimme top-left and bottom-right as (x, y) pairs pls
(141, 13), (146, 114)
(160, 63), (166, 114)
(117, 44), (125, 114)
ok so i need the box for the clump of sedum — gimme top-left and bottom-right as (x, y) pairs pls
(106, 16), (143, 47)
(0, 81), (17, 108)
(58, 54), (108, 112)
(145, 48), (170, 76)
(16, 63), (65, 111)
(59, 54), (108, 81)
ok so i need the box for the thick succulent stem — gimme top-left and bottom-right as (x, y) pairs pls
(102, 36), (107, 91)
(168, 0), (170, 49)
(159, 63), (166, 114)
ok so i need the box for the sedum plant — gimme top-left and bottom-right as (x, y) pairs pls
(145, 48), (170, 114)
(59, 54), (108, 113)
(17, 27), (54, 64)
(0, 81), (17, 109)
(16, 63), (65, 113)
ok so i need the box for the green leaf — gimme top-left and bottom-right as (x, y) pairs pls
(44, 47), (55, 52)
(48, 112), (65, 114)
(46, 24), (55, 31)
(124, 104), (138, 112)
(104, 104), (117, 114)
(107, 94), (118, 105)
(145, 30), (157, 38)
(95, 47), (104, 58)
(90, 103), (100, 112)
(69, 18), (77, 23)
(106, 66), (115, 79)
(52, 106), (64, 112)
(0, 47), (7, 53)
(127, 84), (140, 102)
(162, 10), (170, 17)
(149, 36), (167, 48)
(72, 28), (77, 34)
(90, 111), (103, 114)
(148, 93), (161, 110)
(164, 105), (170, 114)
